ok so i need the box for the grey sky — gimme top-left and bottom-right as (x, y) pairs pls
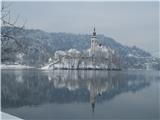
(7, 1), (159, 57)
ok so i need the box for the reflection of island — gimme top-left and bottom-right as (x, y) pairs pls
(2, 69), (151, 111)
(47, 70), (119, 113)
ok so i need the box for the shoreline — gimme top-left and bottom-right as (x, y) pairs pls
(1, 112), (22, 120)
(51, 68), (121, 71)
(0, 64), (34, 69)
(1, 64), (157, 71)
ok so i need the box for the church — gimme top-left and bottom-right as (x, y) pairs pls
(42, 27), (117, 70)
(88, 27), (114, 59)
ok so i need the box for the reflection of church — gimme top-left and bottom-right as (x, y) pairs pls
(42, 69), (150, 114)
(88, 71), (112, 113)
(47, 70), (115, 113)
(89, 78), (97, 113)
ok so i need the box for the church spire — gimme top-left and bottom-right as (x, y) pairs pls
(93, 27), (96, 36)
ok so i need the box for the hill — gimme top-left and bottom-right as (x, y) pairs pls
(1, 26), (152, 68)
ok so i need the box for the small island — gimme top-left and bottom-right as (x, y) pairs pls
(41, 28), (120, 70)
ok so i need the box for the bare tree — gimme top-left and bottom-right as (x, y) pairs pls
(1, 1), (26, 61)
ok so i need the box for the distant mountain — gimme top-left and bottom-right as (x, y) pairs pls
(1, 26), (151, 68)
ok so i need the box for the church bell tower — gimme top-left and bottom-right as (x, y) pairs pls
(91, 27), (97, 55)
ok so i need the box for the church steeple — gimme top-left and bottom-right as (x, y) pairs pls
(93, 27), (96, 37)
(91, 27), (97, 55)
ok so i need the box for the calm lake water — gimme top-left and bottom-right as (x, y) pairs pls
(1, 69), (160, 120)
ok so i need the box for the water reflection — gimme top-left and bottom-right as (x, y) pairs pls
(1, 69), (154, 113)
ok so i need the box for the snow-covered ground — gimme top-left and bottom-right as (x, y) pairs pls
(40, 47), (118, 70)
(0, 64), (34, 69)
(41, 63), (53, 70)
(1, 112), (22, 120)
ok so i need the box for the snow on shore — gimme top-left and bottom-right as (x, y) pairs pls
(0, 64), (34, 69)
(41, 64), (53, 70)
(1, 112), (23, 120)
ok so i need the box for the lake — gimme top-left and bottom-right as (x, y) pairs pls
(1, 69), (160, 120)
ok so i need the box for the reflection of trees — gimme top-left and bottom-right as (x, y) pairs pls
(1, 70), (151, 109)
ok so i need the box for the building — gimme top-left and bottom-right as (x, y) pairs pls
(42, 27), (118, 70)
(91, 27), (98, 55)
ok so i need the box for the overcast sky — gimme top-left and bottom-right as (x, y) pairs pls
(6, 1), (159, 57)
